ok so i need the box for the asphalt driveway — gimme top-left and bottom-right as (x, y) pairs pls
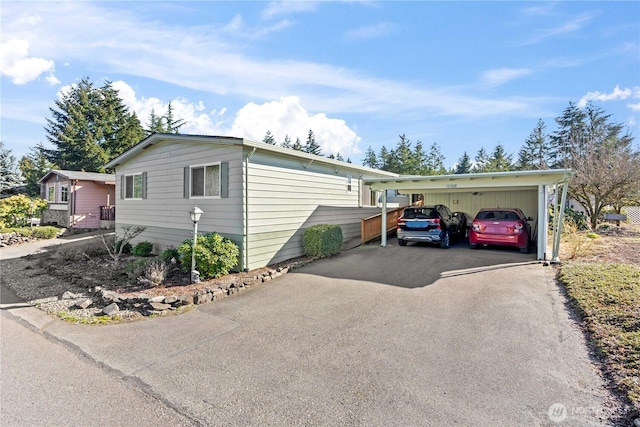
(2, 241), (617, 426)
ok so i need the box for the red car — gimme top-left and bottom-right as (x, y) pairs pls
(469, 208), (532, 253)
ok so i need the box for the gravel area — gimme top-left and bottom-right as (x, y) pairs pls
(1, 240), (313, 323)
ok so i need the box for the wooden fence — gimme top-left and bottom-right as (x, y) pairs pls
(360, 207), (406, 244)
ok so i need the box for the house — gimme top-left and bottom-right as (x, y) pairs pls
(105, 133), (403, 271)
(38, 170), (116, 229)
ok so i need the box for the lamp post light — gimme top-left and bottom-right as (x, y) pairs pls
(189, 206), (203, 283)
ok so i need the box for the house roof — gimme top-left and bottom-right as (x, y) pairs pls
(104, 133), (399, 178)
(37, 170), (116, 185)
(364, 169), (573, 194)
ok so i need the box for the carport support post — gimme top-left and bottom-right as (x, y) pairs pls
(381, 190), (387, 247)
(538, 184), (548, 261)
(552, 182), (569, 262)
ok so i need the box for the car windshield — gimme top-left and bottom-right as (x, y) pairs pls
(403, 208), (437, 219)
(476, 211), (520, 221)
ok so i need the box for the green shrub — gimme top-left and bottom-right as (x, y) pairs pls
(115, 240), (132, 254)
(585, 232), (600, 239)
(177, 232), (239, 279)
(0, 195), (47, 228)
(303, 224), (343, 258)
(160, 247), (180, 264)
(132, 241), (154, 257)
(550, 206), (589, 231)
(31, 226), (60, 239)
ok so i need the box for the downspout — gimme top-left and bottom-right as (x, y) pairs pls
(72, 180), (78, 227)
(244, 147), (257, 272)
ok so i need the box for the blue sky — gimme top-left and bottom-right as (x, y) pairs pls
(1, 1), (639, 168)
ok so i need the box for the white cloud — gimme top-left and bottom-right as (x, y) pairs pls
(628, 103), (640, 112)
(112, 82), (360, 156)
(578, 85), (640, 108)
(262, 1), (318, 19)
(482, 68), (533, 87)
(519, 12), (597, 46)
(229, 96), (361, 156)
(345, 23), (395, 41)
(0, 39), (58, 85)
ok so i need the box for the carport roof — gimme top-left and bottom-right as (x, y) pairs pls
(364, 169), (573, 193)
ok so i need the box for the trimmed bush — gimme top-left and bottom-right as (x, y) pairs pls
(114, 240), (132, 255)
(303, 224), (343, 258)
(160, 247), (180, 264)
(177, 232), (239, 279)
(132, 241), (154, 257)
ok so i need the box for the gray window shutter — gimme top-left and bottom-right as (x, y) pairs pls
(120, 175), (125, 199)
(221, 161), (229, 198)
(142, 172), (147, 199)
(184, 167), (190, 199)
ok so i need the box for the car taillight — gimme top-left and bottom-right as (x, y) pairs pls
(433, 218), (440, 230)
(472, 222), (481, 232)
(397, 218), (405, 225)
(515, 222), (524, 230)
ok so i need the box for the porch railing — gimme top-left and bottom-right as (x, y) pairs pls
(100, 206), (116, 221)
(360, 206), (406, 244)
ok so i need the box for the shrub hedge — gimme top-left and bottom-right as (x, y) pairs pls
(178, 232), (239, 279)
(303, 224), (343, 258)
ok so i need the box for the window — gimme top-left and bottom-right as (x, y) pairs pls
(47, 185), (55, 202)
(60, 184), (69, 202)
(125, 173), (143, 199)
(346, 175), (353, 193)
(190, 164), (220, 198)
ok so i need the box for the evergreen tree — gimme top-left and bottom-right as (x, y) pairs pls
(485, 144), (514, 172)
(425, 142), (446, 175)
(145, 102), (186, 135)
(411, 140), (427, 175)
(378, 146), (391, 171)
(281, 134), (292, 149)
(473, 147), (489, 172)
(19, 143), (55, 196)
(518, 119), (550, 170)
(262, 130), (276, 145)
(304, 130), (322, 155)
(362, 146), (379, 169)
(0, 141), (22, 191)
(335, 152), (344, 161)
(549, 102), (586, 168)
(292, 137), (304, 151)
(387, 134), (412, 174)
(44, 77), (144, 172)
(454, 151), (473, 174)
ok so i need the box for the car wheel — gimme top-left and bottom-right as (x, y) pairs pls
(398, 239), (407, 247)
(520, 240), (529, 254)
(440, 231), (450, 249)
(469, 243), (477, 249)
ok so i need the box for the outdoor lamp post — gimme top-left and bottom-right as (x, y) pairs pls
(189, 206), (203, 283)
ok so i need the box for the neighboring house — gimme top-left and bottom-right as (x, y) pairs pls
(105, 133), (402, 271)
(38, 170), (116, 229)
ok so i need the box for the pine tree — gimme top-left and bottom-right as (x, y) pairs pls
(281, 134), (292, 149)
(335, 152), (344, 162)
(425, 142), (446, 175)
(0, 141), (22, 191)
(262, 130), (276, 145)
(304, 130), (322, 155)
(454, 151), (473, 174)
(362, 146), (379, 169)
(549, 102), (586, 168)
(145, 102), (186, 135)
(19, 143), (55, 196)
(518, 119), (550, 170)
(378, 146), (391, 171)
(387, 134), (412, 174)
(473, 148), (489, 172)
(411, 140), (427, 175)
(44, 77), (144, 172)
(485, 144), (513, 172)
(292, 137), (304, 151)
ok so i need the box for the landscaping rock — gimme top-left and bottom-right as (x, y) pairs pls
(149, 302), (171, 311)
(75, 298), (93, 309)
(102, 303), (120, 316)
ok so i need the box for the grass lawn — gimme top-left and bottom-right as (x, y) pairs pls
(558, 225), (640, 417)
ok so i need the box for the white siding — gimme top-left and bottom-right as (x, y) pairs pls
(115, 140), (244, 248)
(244, 156), (378, 269)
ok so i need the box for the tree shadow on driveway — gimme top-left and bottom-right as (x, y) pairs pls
(294, 239), (538, 288)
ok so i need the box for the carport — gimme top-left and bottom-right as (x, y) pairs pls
(364, 169), (573, 262)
